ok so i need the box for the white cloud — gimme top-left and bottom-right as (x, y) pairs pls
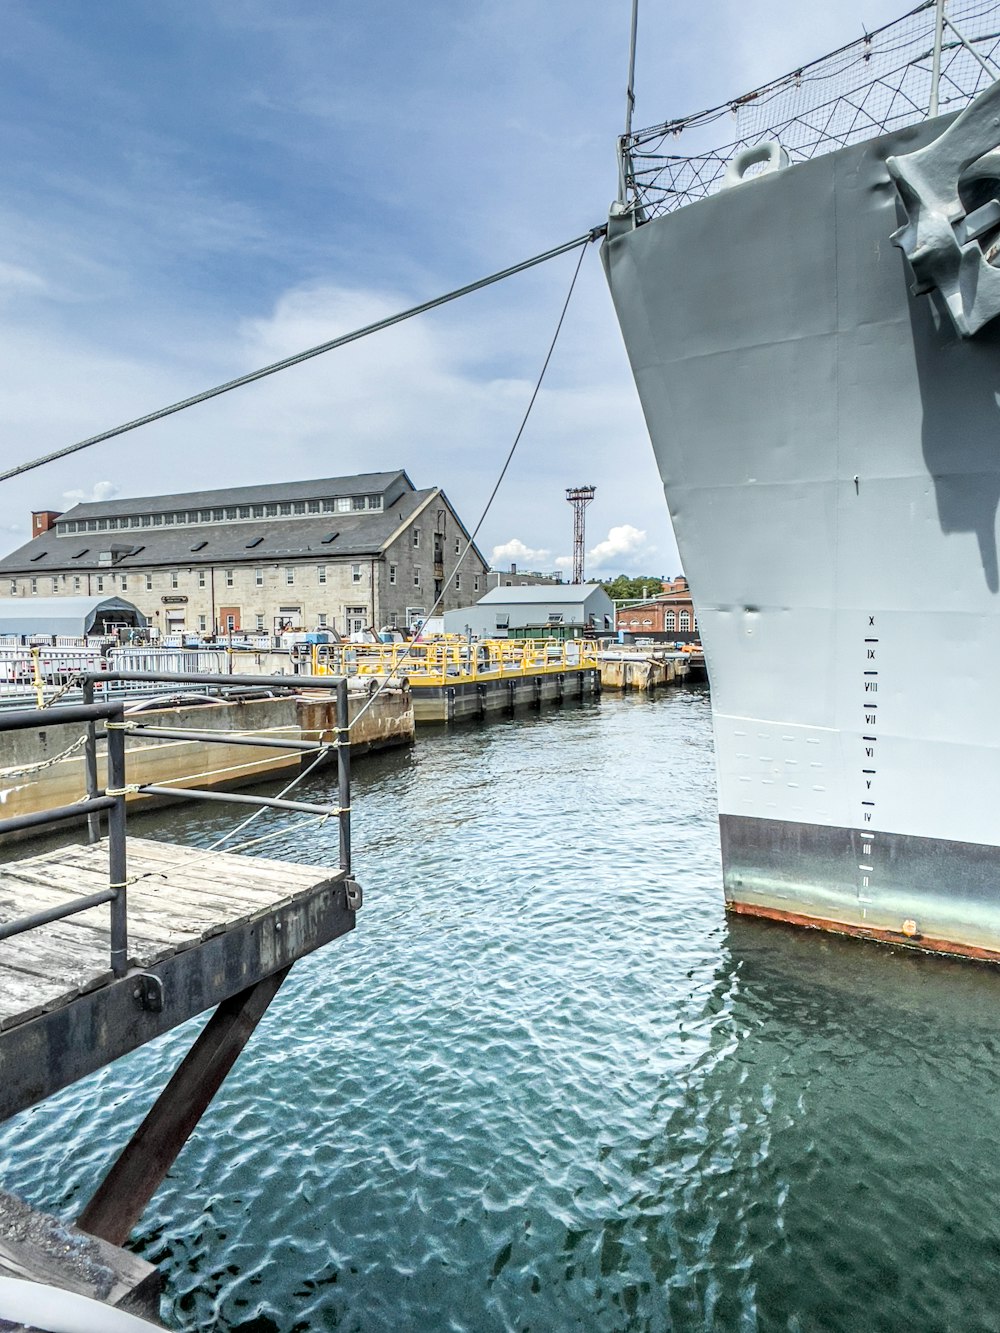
(490, 537), (552, 569)
(585, 524), (657, 573)
(61, 481), (120, 506)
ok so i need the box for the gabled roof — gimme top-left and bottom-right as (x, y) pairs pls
(53, 471), (414, 522)
(476, 584), (610, 605)
(0, 488), (436, 573)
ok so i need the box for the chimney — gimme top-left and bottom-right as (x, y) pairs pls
(32, 511), (62, 538)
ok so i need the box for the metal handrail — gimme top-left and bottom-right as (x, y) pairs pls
(310, 637), (599, 686)
(0, 671), (353, 979)
(0, 700), (129, 974)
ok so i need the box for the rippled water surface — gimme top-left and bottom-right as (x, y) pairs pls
(5, 689), (1000, 1331)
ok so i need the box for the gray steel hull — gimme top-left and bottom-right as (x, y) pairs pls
(603, 117), (1000, 960)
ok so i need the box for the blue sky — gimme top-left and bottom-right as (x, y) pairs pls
(0, 0), (909, 576)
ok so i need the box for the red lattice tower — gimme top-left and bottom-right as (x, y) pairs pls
(566, 486), (596, 584)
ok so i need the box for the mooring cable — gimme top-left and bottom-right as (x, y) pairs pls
(0, 227), (605, 485)
(204, 230), (597, 854)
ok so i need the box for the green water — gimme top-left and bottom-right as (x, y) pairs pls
(4, 689), (1000, 1331)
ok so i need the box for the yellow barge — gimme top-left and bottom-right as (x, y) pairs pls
(309, 638), (601, 723)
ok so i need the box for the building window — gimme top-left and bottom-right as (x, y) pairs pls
(255, 568), (263, 586)
(455, 538), (461, 555)
(346, 605), (366, 633)
(198, 615), (207, 631)
(225, 569), (234, 587)
(285, 567), (295, 585)
(679, 611), (691, 631)
(73, 577), (81, 592)
(119, 576), (127, 591)
(317, 613), (327, 628)
(170, 572), (179, 589)
(352, 496), (366, 511)
(93, 577), (101, 593)
(8, 580), (15, 595)
(317, 565), (327, 584)
(412, 529), (420, 548)
(280, 503), (291, 516)
(351, 564), (362, 584)
(367, 495), (382, 510)
(226, 508), (237, 520)
(308, 501), (320, 513)
(198, 571), (206, 588)
(474, 575), (480, 592)
(389, 564), (396, 585)
(256, 614), (265, 631)
(335, 497), (350, 513)
(455, 573), (461, 591)
(51, 577), (58, 593)
(145, 574), (153, 591)
(294, 502), (305, 514)
(389, 612), (398, 628)
(665, 611), (676, 631)
(413, 568), (421, 587)
(239, 506), (251, 519)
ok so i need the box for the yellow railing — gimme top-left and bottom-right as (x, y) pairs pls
(310, 637), (598, 687)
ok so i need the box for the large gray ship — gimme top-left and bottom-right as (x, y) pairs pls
(603, 1), (1000, 961)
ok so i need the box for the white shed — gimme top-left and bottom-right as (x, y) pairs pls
(443, 584), (614, 638)
(0, 596), (147, 637)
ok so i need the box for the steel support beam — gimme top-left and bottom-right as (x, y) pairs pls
(77, 966), (292, 1246)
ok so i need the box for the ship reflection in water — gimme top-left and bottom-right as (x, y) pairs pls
(1, 689), (999, 1332)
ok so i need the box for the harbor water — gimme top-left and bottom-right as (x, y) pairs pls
(4, 688), (1000, 1331)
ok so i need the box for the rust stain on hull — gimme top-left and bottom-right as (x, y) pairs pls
(727, 899), (1000, 966)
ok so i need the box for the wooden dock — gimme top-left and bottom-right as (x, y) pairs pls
(0, 838), (356, 1123)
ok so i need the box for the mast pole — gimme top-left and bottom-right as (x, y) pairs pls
(625, 0), (639, 140)
(929, 0), (946, 117)
(618, 0), (640, 204)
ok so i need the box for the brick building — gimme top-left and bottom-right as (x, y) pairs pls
(0, 472), (488, 638)
(614, 577), (699, 642)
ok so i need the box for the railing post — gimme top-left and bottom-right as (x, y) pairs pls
(31, 646), (43, 708)
(83, 679), (101, 845)
(336, 678), (351, 876)
(106, 706), (128, 977)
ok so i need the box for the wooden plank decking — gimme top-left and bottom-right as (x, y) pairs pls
(0, 838), (356, 1121)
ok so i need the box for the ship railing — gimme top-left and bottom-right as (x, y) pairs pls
(0, 670), (353, 979)
(621, 0), (1000, 219)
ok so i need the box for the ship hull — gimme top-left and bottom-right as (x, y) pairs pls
(603, 116), (1000, 960)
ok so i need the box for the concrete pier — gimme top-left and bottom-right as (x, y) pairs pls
(0, 687), (412, 832)
(598, 649), (693, 692)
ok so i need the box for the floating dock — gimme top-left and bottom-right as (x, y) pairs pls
(309, 638), (601, 723)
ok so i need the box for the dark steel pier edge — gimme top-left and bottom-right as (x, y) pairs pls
(721, 814), (1000, 962)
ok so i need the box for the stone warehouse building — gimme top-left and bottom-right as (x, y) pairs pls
(0, 471), (489, 637)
